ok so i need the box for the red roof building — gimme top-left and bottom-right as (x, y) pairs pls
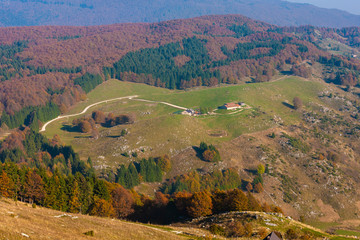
(224, 102), (241, 110)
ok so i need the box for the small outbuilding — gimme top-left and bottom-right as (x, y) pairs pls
(262, 231), (282, 240)
(181, 109), (200, 116)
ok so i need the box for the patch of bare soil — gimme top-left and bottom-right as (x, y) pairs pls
(317, 199), (340, 222)
(207, 129), (227, 137)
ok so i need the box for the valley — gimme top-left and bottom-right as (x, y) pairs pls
(0, 12), (360, 239)
(39, 76), (360, 236)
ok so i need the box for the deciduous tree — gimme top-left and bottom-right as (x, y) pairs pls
(186, 191), (212, 218)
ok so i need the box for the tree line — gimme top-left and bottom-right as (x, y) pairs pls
(0, 161), (282, 224)
(0, 41), (83, 82)
(105, 37), (220, 89)
(0, 101), (61, 130)
(71, 110), (135, 135)
(0, 129), (92, 176)
(0, 127), (281, 224)
(115, 156), (170, 189)
(73, 73), (103, 93)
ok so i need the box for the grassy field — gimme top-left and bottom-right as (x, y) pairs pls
(42, 77), (329, 169)
(0, 199), (187, 240)
(1, 198), (356, 240)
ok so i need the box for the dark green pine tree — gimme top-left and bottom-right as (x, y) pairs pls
(93, 179), (110, 200)
(116, 165), (127, 187)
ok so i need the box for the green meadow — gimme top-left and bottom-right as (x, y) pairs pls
(43, 77), (327, 168)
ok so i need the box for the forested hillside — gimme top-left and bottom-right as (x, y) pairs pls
(1, 0), (360, 28)
(0, 15), (360, 130)
(1, 14), (360, 238)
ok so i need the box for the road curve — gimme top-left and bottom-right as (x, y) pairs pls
(40, 95), (138, 132)
(133, 99), (187, 110)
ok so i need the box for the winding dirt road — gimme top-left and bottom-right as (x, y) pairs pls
(40, 95), (188, 132)
(133, 98), (187, 110)
(39, 95), (138, 132)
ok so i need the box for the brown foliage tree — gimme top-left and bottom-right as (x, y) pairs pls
(228, 189), (248, 211)
(254, 182), (264, 193)
(0, 130), (25, 152)
(291, 64), (312, 78)
(293, 96), (303, 110)
(186, 191), (213, 218)
(202, 149), (216, 162)
(173, 191), (192, 214)
(0, 171), (14, 198)
(92, 110), (106, 124)
(247, 192), (262, 211)
(22, 171), (45, 204)
(156, 155), (171, 172)
(272, 205), (284, 214)
(89, 197), (115, 217)
(111, 186), (135, 218)
(79, 120), (92, 133)
(212, 190), (229, 213)
(68, 181), (81, 213)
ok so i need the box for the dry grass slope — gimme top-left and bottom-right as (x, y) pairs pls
(0, 199), (187, 240)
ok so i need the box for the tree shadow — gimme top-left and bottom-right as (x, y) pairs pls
(280, 70), (292, 75)
(244, 168), (258, 175)
(192, 146), (203, 160)
(241, 179), (251, 191)
(107, 135), (122, 138)
(61, 124), (80, 133)
(74, 136), (92, 139)
(282, 101), (294, 109)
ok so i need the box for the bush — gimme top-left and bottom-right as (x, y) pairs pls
(156, 155), (171, 172)
(227, 221), (246, 237)
(293, 96), (303, 110)
(121, 129), (127, 136)
(83, 230), (94, 236)
(209, 224), (225, 236)
(199, 142), (221, 162)
(286, 228), (299, 239)
(121, 152), (129, 157)
(92, 110), (106, 124)
(244, 222), (253, 237)
(254, 182), (264, 193)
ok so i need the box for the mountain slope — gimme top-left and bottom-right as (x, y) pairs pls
(1, 0), (360, 28)
(0, 198), (187, 240)
(0, 14), (360, 130)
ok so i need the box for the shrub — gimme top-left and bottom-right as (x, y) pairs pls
(199, 142), (221, 162)
(227, 221), (246, 237)
(79, 120), (92, 133)
(269, 132), (276, 138)
(83, 230), (94, 236)
(92, 110), (106, 124)
(209, 224), (225, 236)
(293, 96), (303, 110)
(121, 152), (129, 157)
(286, 228), (299, 239)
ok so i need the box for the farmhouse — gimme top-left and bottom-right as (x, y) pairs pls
(181, 109), (200, 116)
(220, 102), (244, 110)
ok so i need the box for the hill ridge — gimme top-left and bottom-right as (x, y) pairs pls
(1, 0), (360, 28)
